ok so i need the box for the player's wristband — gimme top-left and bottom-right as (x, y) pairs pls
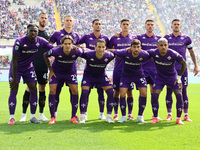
(177, 76), (182, 84)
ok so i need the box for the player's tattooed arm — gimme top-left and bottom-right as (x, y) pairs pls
(10, 54), (19, 89)
(178, 60), (187, 76)
(189, 49), (198, 76)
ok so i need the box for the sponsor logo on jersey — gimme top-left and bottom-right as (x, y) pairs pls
(83, 80), (86, 84)
(120, 82), (123, 86)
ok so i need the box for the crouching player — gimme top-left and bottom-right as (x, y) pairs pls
(148, 38), (186, 125)
(79, 39), (115, 123)
(109, 39), (150, 123)
(44, 35), (83, 124)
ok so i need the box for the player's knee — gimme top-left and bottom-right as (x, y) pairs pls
(140, 92), (147, 97)
(127, 90), (133, 97)
(120, 92), (126, 98)
(106, 88), (113, 97)
(173, 89), (182, 95)
(71, 89), (78, 95)
(28, 84), (37, 91)
(114, 90), (119, 98)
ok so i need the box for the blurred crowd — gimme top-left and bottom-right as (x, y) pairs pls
(0, 0), (200, 70)
(0, 0), (56, 39)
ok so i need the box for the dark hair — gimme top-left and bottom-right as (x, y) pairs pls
(121, 19), (130, 24)
(92, 19), (100, 24)
(131, 39), (141, 46)
(27, 23), (39, 29)
(172, 18), (180, 24)
(61, 35), (74, 44)
(145, 19), (154, 24)
(95, 39), (106, 46)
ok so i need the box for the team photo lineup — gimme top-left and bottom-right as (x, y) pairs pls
(7, 12), (199, 126)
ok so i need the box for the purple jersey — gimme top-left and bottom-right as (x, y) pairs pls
(148, 48), (184, 79)
(114, 49), (150, 77)
(164, 33), (192, 70)
(12, 35), (53, 70)
(50, 29), (80, 45)
(136, 34), (161, 69)
(46, 47), (83, 74)
(107, 33), (136, 71)
(79, 32), (109, 50)
(81, 50), (114, 77)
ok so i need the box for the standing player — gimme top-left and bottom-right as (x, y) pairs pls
(148, 38), (186, 125)
(107, 19), (135, 121)
(79, 39), (115, 124)
(20, 12), (50, 122)
(164, 19), (198, 122)
(44, 35), (82, 124)
(136, 19), (162, 120)
(8, 24), (53, 125)
(50, 15), (80, 119)
(78, 19), (109, 120)
(109, 39), (149, 123)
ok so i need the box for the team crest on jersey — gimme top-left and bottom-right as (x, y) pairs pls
(36, 43), (40, 47)
(169, 37), (172, 39)
(126, 57), (130, 59)
(83, 80), (86, 84)
(104, 58), (108, 62)
(89, 38), (93, 40)
(155, 55), (159, 58)
(23, 44), (28, 47)
(15, 46), (19, 50)
(167, 56), (171, 60)
(181, 37), (184, 40)
(155, 37), (158, 40)
(142, 37), (146, 39)
(61, 34), (64, 36)
(139, 58), (143, 61)
(58, 55), (62, 58)
(117, 38), (120, 40)
(16, 41), (20, 45)
(72, 55), (76, 58)
(90, 58), (94, 61)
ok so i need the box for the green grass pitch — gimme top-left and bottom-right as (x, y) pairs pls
(0, 82), (200, 150)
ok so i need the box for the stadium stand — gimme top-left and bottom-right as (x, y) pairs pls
(0, 0), (199, 70)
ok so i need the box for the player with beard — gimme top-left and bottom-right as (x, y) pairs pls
(164, 19), (198, 122)
(19, 13), (51, 122)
